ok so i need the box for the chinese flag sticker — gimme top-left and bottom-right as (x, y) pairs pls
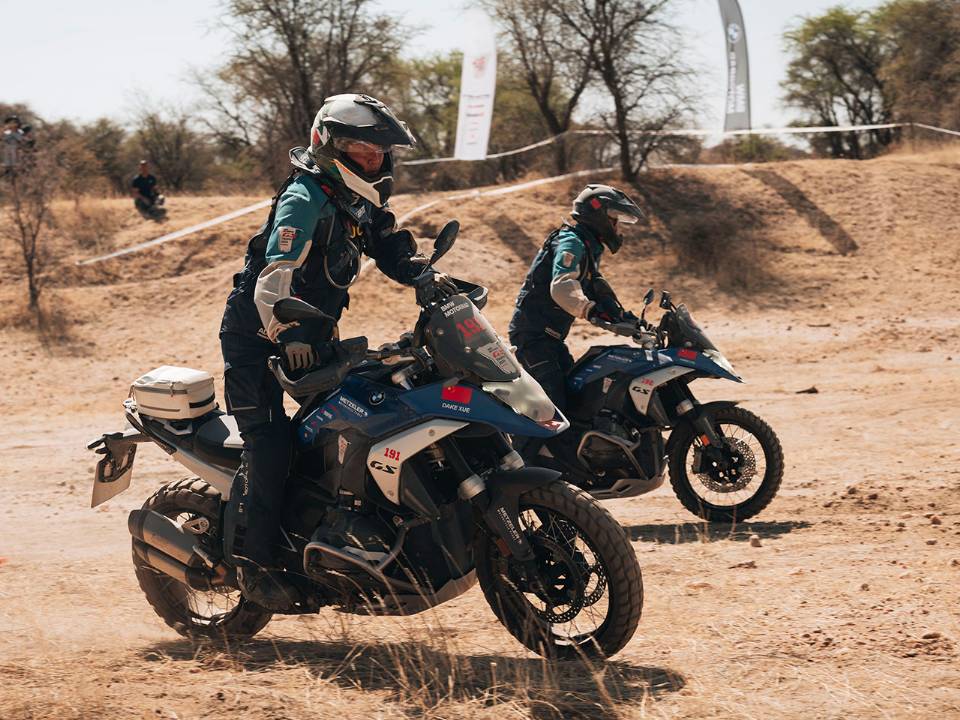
(442, 385), (473, 404)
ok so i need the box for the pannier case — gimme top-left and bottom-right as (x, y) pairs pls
(131, 366), (216, 420)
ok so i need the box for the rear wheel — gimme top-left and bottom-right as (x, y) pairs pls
(476, 481), (642, 659)
(668, 406), (783, 522)
(133, 477), (272, 639)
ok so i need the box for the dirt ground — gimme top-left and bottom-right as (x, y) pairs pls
(1, 153), (958, 719)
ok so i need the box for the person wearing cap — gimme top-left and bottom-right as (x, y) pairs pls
(508, 184), (646, 415)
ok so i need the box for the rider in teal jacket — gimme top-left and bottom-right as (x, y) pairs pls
(218, 94), (450, 609)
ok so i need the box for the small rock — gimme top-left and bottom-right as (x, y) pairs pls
(730, 560), (757, 569)
(686, 581), (714, 591)
(926, 539), (938, 546)
(749, 534), (762, 547)
(846, 485), (859, 496)
(796, 386), (819, 394)
(867, 492), (879, 500)
(930, 515), (942, 525)
(860, 583), (870, 591)
(922, 632), (942, 640)
(950, 559), (960, 568)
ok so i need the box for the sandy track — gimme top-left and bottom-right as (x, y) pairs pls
(1, 154), (959, 718)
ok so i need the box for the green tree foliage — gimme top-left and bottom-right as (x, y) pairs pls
(132, 109), (213, 191)
(782, 8), (896, 159)
(874, 0), (960, 128)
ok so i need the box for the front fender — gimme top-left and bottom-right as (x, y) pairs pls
(665, 400), (739, 455)
(477, 467), (562, 562)
(485, 466), (561, 501)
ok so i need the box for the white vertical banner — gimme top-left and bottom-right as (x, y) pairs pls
(454, 13), (498, 160)
(718, 0), (751, 131)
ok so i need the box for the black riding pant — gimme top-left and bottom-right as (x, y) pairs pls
(514, 337), (574, 458)
(515, 336), (574, 413)
(220, 333), (291, 569)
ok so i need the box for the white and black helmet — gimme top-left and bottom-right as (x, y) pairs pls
(308, 93), (416, 207)
(571, 184), (646, 254)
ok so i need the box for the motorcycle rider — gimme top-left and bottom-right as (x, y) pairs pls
(508, 184), (645, 422)
(218, 94), (452, 609)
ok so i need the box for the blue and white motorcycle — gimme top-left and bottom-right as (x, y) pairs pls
(526, 286), (784, 523)
(87, 224), (643, 659)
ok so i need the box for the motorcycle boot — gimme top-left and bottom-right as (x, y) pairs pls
(237, 566), (302, 611)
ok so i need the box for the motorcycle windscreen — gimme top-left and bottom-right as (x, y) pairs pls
(675, 305), (717, 351)
(426, 295), (521, 382)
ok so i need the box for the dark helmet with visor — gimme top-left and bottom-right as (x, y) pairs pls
(571, 184), (645, 254)
(308, 94), (416, 207)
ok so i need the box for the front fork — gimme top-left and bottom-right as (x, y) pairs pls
(440, 434), (543, 563)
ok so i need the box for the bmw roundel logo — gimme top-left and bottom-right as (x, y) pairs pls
(727, 23), (742, 44)
(369, 391), (385, 405)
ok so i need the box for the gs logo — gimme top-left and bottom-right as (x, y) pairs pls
(369, 460), (397, 474)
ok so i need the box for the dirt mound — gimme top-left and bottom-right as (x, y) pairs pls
(1, 154), (958, 718)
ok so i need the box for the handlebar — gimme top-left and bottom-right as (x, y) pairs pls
(268, 337), (368, 397)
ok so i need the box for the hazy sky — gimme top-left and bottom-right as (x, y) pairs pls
(2, 0), (884, 133)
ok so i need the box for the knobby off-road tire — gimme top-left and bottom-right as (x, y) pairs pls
(668, 406), (784, 523)
(475, 481), (642, 660)
(132, 477), (272, 640)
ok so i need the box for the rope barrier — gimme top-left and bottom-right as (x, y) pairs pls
(75, 120), (960, 266)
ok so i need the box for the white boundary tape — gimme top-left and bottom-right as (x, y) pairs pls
(77, 199), (272, 265)
(359, 165), (616, 275)
(76, 120), (960, 266)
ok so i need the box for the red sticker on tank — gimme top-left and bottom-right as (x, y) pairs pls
(441, 385), (473, 404)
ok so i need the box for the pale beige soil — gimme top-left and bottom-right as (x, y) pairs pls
(0, 153), (958, 718)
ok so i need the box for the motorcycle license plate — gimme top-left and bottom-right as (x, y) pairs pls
(90, 442), (137, 508)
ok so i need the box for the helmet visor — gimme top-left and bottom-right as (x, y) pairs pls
(608, 209), (639, 225)
(332, 137), (390, 174)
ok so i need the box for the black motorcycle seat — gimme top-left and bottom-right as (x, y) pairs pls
(194, 413), (243, 469)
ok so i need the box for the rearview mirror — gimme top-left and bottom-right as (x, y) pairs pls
(659, 290), (673, 310)
(643, 288), (655, 306)
(429, 220), (460, 265)
(273, 297), (335, 324)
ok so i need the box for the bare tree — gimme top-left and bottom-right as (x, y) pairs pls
(196, 0), (408, 179)
(1, 145), (64, 310)
(484, 0), (595, 171)
(555, 0), (693, 180)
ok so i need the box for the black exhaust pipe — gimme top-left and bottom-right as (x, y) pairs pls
(129, 509), (213, 591)
(132, 540), (212, 591)
(128, 509), (198, 566)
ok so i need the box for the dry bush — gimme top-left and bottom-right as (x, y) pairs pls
(53, 198), (123, 252)
(633, 172), (771, 293)
(667, 211), (769, 292)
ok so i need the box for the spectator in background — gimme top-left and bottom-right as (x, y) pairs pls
(2, 115), (25, 174)
(131, 160), (165, 218)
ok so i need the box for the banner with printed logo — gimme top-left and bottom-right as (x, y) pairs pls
(454, 14), (498, 160)
(719, 0), (751, 131)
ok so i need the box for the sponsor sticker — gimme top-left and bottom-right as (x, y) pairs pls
(338, 395), (369, 418)
(678, 348), (698, 360)
(442, 300), (470, 317)
(278, 226), (298, 253)
(477, 341), (517, 373)
(337, 435), (349, 464)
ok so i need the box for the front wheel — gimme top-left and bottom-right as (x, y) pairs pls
(475, 481), (642, 659)
(668, 405), (784, 522)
